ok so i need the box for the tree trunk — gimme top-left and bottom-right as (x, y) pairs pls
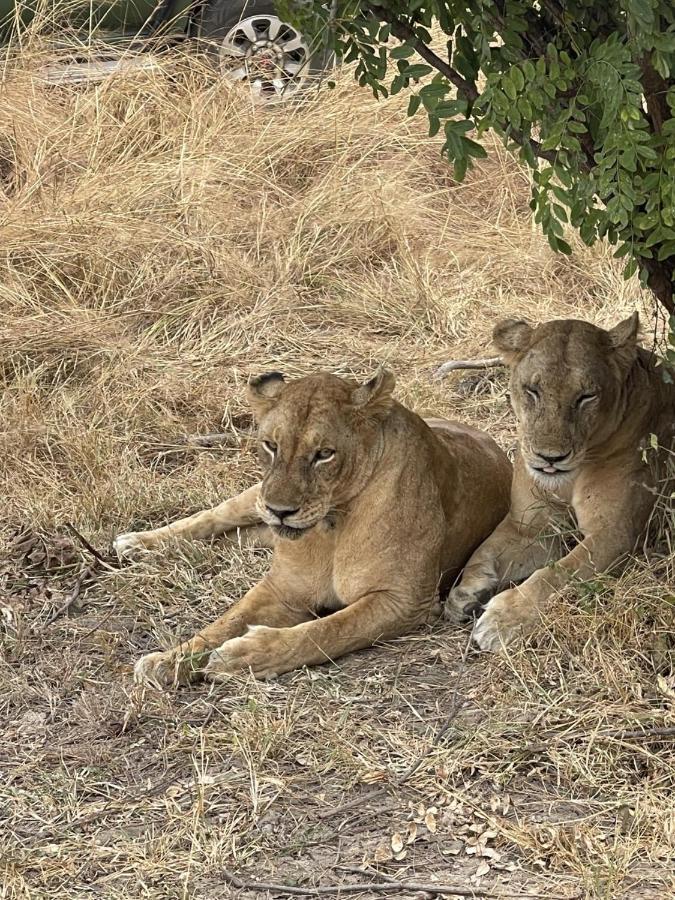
(640, 256), (675, 316)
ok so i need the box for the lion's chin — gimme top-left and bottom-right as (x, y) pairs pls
(527, 465), (576, 491)
(271, 522), (316, 541)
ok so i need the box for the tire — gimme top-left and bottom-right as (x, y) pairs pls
(199, 0), (333, 102)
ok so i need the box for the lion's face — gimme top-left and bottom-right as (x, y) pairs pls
(493, 314), (640, 488)
(246, 370), (395, 540)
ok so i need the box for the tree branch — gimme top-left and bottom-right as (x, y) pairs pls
(222, 869), (578, 899)
(367, 3), (478, 100)
(433, 356), (504, 380)
(639, 255), (675, 314)
(365, 3), (560, 167)
(639, 52), (670, 136)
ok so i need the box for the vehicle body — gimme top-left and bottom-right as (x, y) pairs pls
(0, 0), (332, 100)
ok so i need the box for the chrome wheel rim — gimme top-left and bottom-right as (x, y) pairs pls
(219, 14), (311, 101)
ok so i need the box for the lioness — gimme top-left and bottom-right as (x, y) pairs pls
(116, 370), (512, 686)
(446, 313), (675, 650)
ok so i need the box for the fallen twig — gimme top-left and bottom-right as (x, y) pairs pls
(64, 522), (110, 566)
(77, 606), (115, 642)
(319, 630), (473, 821)
(43, 565), (96, 627)
(433, 356), (503, 381)
(612, 725), (675, 741)
(223, 869), (576, 899)
(187, 432), (233, 447)
(522, 723), (675, 755)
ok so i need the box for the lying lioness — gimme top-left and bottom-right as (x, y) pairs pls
(446, 313), (675, 650)
(116, 370), (511, 685)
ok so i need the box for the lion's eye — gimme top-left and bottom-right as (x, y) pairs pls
(314, 448), (335, 464)
(524, 385), (539, 402)
(576, 393), (597, 408)
(262, 440), (277, 457)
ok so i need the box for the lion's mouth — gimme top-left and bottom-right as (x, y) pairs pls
(527, 463), (576, 483)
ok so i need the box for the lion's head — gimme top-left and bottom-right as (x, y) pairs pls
(246, 370), (395, 539)
(493, 313), (641, 487)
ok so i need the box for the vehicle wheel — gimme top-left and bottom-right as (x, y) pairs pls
(199, 0), (333, 102)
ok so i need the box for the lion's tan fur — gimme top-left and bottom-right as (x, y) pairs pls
(117, 370), (512, 684)
(447, 314), (675, 650)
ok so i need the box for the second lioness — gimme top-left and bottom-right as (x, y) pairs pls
(116, 370), (511, 686)
(446, 313), (675, 650)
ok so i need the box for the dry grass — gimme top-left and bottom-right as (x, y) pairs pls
(1, 43), (673, 900)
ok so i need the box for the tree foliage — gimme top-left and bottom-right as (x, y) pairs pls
(285, 0), (675, 314)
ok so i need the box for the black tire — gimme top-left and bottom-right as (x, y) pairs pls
(199, 0), (333, 100)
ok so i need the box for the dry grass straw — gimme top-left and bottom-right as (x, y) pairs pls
(0, 38), (673, 900)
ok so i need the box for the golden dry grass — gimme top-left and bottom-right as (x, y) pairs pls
(1, 44), (674, 900)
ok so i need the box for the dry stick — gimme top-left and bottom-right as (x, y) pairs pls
(187, 432), (234, 447)
(223, 869), (575, 900)
(318, 630), (474, 821)
(77, 606), (115, 642)
(43, 565), (95, 628)
(612, 725), (675, 740)
(523, 724), (675, 755)
(433, 356), (504, 381)
(64, 522), (110, 566)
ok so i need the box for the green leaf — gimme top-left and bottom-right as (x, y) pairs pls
(454, 155), (469, 181)
(390, 44), (415, 60)
(405, 64), (433, 80)
(407, 94), (421, 116)
(511, 67), (525, 92)
(624, 258), (639, 279)
(503, 75), (517, 100)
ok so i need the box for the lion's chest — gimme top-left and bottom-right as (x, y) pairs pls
(274, 520), (388, 610)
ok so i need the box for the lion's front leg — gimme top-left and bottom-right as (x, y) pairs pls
(445, 457), (557, 624)
(114, 483), (266, 555)
(445, 516), (559, 623)
(474, 467), (653, 651)
(473, 534), (634, 652)
(134, 579), (311, 687)
(204, 591), (422, 681)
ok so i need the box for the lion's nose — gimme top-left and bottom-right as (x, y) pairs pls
(265, 503), (300, 521)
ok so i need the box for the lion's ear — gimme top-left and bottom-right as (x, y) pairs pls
(492, 319), (534, 364)
(609, 313), (640, 368)
(246, 372), (286, 418)
(351, 369), (396, 417)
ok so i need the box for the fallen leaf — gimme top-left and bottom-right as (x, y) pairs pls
(441, 840), (464, 856)
(657, 674), (675, 702)
(475, 860), (491, 878)
(372, 844), (390, 863)
(391, 832), (404, 854)
(406, 822), (418, 844)
(424, 807), (438, 833)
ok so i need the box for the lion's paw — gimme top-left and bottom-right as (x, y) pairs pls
(473, 588), (538, 652)
(134, 650), (180, 688)
(204, 626), (291, 681)
(113, 532), (151, 558)
(444, 586), (492, 624)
